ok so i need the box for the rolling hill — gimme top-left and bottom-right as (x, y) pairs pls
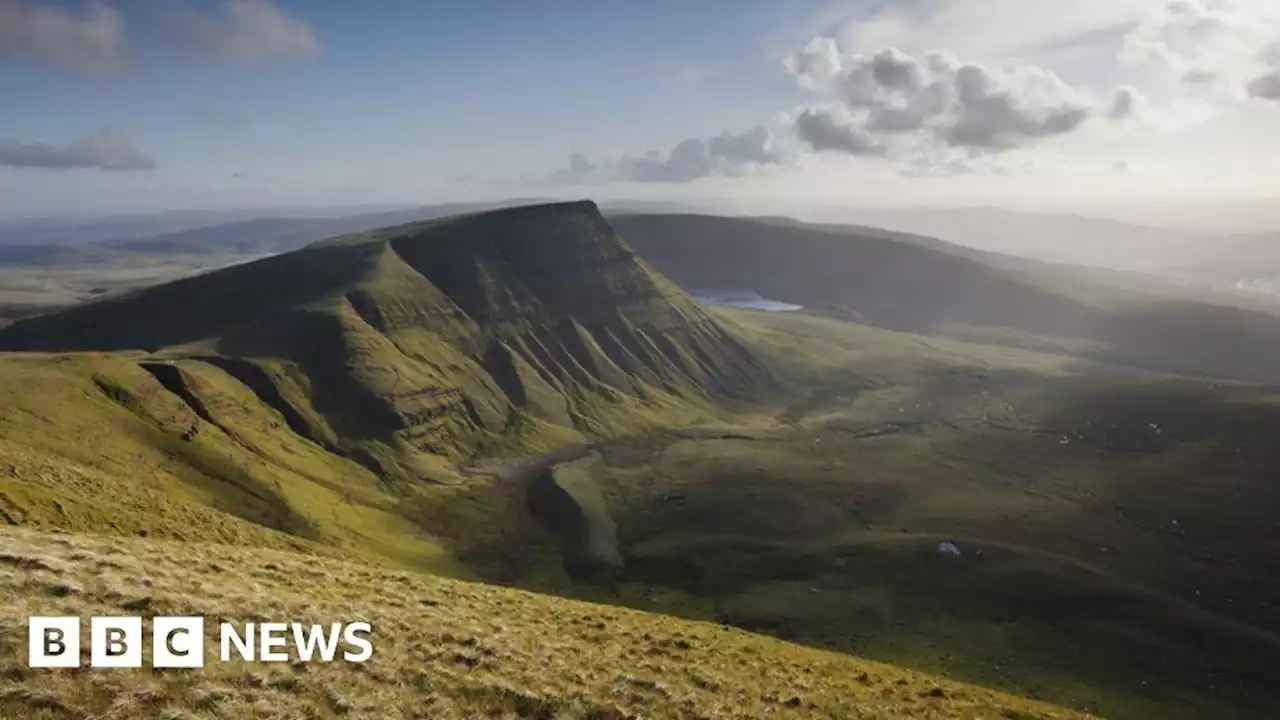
(4, 201), (1280, 718)
(612, 213), (1280, 385)
(0, 201), (772, 468)
(0, 201), (771, 570)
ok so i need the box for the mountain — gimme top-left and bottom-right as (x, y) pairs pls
(4, 202), (1280, 717)
(1174, 231), (1280, 289)
(611, 213), (1280, 385)
(0, 198), (696, 260)
(0, 202), (772, 477)
(810, 207), (1213, 273)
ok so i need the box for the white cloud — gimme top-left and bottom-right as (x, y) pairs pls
(1122, 0), (1280, 100)
(173, 0), (318, 63)
(786, 37), (842, 90)
(546, 0), (1280, 193)
(0, 129), (155, 171)
(551, 127), (793, 184)
(0, 0), (127, 74)
(786, 43), (1103, 172)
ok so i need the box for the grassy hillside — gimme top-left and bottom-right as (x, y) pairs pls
(0, 353), (464, 574)
(3, 203), (1280, 718)
(0, 527), (1092, 720)
(455, 310), (1280, 720)
(0, 202), (772, 477)
(0, 203), (775, 583)
(613, 214), (1280, 385)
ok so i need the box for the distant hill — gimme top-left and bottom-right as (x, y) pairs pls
(810, 206), (1280, 293)
(0, 201), (773, 477)
(0, 205), (428, 246)
(814, 207), (1211, 272)
(612, 213), (1280, 385)
(0, 202), (551, 264)
(0, 198), (706, 256)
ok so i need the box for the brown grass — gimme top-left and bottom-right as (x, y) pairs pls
(0, 527), (1091, 719)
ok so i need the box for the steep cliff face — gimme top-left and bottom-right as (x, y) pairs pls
(0, 202), (773, 474)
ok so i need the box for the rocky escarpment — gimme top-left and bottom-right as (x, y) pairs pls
(0, 202), (773, 476)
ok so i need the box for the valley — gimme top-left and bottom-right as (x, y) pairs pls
(1, 202), (1279, 718)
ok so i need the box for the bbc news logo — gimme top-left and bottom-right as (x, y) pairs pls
(28, 617), (373, 668)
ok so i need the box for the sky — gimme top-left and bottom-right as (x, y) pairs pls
(1, 0), (1278, 222)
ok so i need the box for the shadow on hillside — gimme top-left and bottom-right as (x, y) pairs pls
(616, 214), (1280, 386)
(505, 362), (1280, 719)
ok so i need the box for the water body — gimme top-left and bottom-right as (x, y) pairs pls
(1236, 277), (1280, 296)
(694, 289), (803, 312)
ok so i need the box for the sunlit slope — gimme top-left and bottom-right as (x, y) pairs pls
(0, 352), (463, 573)
(0, 203), (774, 575)
(0, 202), (772, 476)
(0, 527), (1093, 720)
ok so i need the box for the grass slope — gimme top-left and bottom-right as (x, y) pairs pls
(0, 203), (775, 577)
(0, 527), (1092, 720)
(468, 310), (1280, 720)
(0, 203), (771, 474)
(3, 204), (1280, 718)
(612, 213), (1280, 386)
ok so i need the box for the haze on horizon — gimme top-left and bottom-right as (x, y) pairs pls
(1, 0), (1278, 231)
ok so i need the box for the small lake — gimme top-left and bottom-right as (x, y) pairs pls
(693, 289), (803, 312)
(1237, 277), (1280, 296)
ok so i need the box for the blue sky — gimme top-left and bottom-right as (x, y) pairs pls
(0, 0), (819, 216)
(2, 0), (1278, 219)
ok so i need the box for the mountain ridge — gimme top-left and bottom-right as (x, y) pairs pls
(0, 201), (773, 476)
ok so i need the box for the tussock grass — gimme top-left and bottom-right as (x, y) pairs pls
(0, 527), (1090, 720)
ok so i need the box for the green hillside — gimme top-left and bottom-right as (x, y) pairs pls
(3, 202), (1280, 718)
(0, 527), (1094, 720)
(613, 213), (1280, 385)
(0, 202), (771, 476)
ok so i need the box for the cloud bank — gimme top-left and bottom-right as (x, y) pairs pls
(174, 0), (318, 63)
(546, 0), (1279, 183)
(0, 129), (156, 170)
(0, 0), (127, 74)
(551, 126), (792, 184)
(786, 44), (1102, 167)
(1123, 0), (1280, 101)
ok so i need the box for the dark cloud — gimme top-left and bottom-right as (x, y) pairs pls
(866, 106), (926, 133)
(869, 48), (921, 90)
(947, 68), (1091, 150)
(793, 108), (885, 156)
(0, 0), (128, 74)
(172, 0), (318, 63)
(1248, 71), (1280, 101)
(0, 129), (155, 170)
(551, 127), (792, 184)
(1109, 87), (1139, 120)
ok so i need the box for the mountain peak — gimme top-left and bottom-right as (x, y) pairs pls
(0, 204), (773, 471)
